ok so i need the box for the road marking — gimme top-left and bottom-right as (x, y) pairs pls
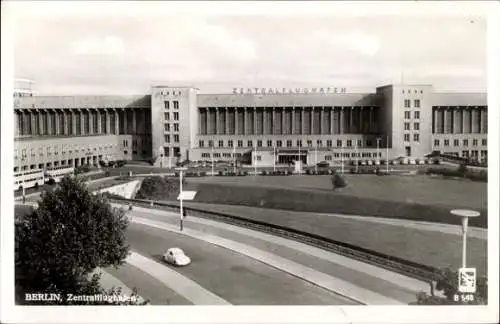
(132, 216), (404, 305)
(123, 205), (430, 294)
(126, 251), (231, 305)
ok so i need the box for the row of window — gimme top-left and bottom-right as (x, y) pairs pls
(164, 123), (180, 132)
(198, 139), (380, 149)
(404, 99), (421, 109)
(404, 122), (420, 131)
(404, 111), (420, 119)
(164, 112), (179, 121)
(164, 101), (180, 110)
(403, 134), (420, 142)
(201, 152), (244, 158)
(325, 152), (383, 159)
(434, 138), (487, 147)
(402, 89), (424, 95)
(164, 135), (180, 144)
(14, 145), (117, 160)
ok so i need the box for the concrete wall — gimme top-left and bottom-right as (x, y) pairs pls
(97, 180), (142, 199)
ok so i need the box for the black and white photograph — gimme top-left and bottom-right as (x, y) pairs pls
(1, 1), (499, 324)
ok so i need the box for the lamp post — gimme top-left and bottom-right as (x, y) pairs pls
(340, 145), (344, 174)
(233, 146), (236, 174)
(355, 144), (358, 173)
(314, 148), (318, 174)
(211, 145), (214, 176)
(175, 167), (188, 231)
(450, 209), (480, 268)
(376, 137), (381, 163)
(386, 135), (389, 174)
(273, 145), (276, 173)
(253, 143), (257, 176)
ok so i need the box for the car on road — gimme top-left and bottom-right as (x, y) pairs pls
(316, 161), (330, 168)
(163, 248), (191, 266)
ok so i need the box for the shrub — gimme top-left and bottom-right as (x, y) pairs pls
(305, 169), (312, 175)
(135, 176), (186, 201)
(218, 171), (224, 176)
(262, 170), (268, 176)
(332, 174), (347, 190)
(457, 163), (468, 177)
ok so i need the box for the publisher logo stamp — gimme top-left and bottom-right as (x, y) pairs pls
(458, 268), (477, 293)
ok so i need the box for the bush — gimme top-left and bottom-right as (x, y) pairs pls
(305, 169), (312, 175)
(262, 170), (268, 176)
(332, 174), (347, 190)
(457, 163), (468, 177)
(410, 268), (487, 305)
(135, 176), (186, 201)
(15, 176), (146, 305)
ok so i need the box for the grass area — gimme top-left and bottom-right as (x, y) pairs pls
(187, 174), (487, 210)
(175, 201), (487, 275)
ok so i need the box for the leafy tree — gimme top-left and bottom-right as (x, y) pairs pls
(410, 268), (487, 305)
(15, 175), (146, 305)
(135, 176), (186, 201)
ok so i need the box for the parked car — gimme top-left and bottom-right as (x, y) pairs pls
(374, 160), (381, 166)
(367, 160), (373, 166)
(163, 248), (191, 266)
(360, 160), (367, 166)
(316, 161), (330, 168)
(409, 159), (416, 165)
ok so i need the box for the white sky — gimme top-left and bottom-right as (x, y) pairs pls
(6, 1), (489, 95)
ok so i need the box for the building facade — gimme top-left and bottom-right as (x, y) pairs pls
(13, 83), (488, 170)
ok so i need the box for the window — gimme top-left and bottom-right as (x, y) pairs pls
(482, 139), (487, 146)
(174, 123), (179, 132)
(267, 140), (273, 147)
(214, 153), (221, 158)
(346, 140), (352, 147)
(173, 101), (179, 109)
(337, 140), (342, 147)
(454, 139), (459, 146)
(473, 139), (478, 146)
(208, 140), (214, 147)
(404, 111), (411, 119)
(357, 140), (362, 147)
(404, 99), (411, 108)
(164, 135), (170, 143)
(307, 140), (312, 147)
(463, 139), (468, 147)
(404, 134), (410, 142)
(218, 140), (224, 147)
(174, 135), (179, 143)
(404, 122), (410, 130)
(326, 140), (332, 147)
(414, 99), (420, 108)
(228, 140), (234, 148)
(316, 140), (322, 147)
(414, 122), (420, 131)
(164, 101), (170, 109)
(256, 156), (262, 161)
(237, 140), (243, 147)
(286, 140), (292, 148)
(366, 140), (372, 147)
(414, 111), (420, 119)
(434, 139), (440, 146)
(444, 139), (449, 146)
(164, 124), (170, 132)
(297, 140), (303, 147)
(201, 153), (210, 158)
(174, 112), (179, 121)
(248, 140), (253, 147)
(199, 140), (204, 148)
(164, 112), (170, 120)
(257, 140), (262, 147)
(277, 140), (283, 148)
(325, 155), (332, 161)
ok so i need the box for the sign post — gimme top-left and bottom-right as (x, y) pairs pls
(175, 167), (188, 231)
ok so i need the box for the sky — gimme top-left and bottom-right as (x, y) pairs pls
(7, 1), (488, 95)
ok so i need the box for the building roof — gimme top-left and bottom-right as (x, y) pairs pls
(197, 93), (381, 108)
(431, 93), (487, 106)
(13, 95), (151, 110)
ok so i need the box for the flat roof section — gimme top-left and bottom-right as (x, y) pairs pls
(14, 95), (151, 109)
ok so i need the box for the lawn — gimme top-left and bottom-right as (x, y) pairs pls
(187, 174), (487, 210)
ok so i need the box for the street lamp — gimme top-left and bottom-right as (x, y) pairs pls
(450, 209), (480, 268)
(175, 167), (188, 231)
(376, 137), (381, 163)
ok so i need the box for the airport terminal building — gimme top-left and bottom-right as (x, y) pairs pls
(13, 81), (488, 171)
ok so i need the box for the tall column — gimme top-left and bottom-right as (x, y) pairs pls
(292, 107), (296, 134)
(132, 109), (137, 134)
(97, 110), (102, 134)
(225, 107), (229, 135)
(310, 107), (314, 135)
(215, 108), (220, 135)
(433, 108), (438, 133)
(263, 108), (267, 135)
(462, 109), (467, 134)
(301, 107), (304, 135)
(38, 110), (44, 135)
(81, 110), (85, 135)
(480, 108), (485, 133)
(234, 108), (239, 135)
(472, 108), (479, 133)
(320, 107), (325, 135)
(469, 109), (473, 134)
(330, 108), (335, 134)
(340, 108), (345, 134)
(359, 107), (364, 133)
(281, 108), (285, 135)
(115, 109), (120, 134)
(272, 108), (276, 135)
(253, 107), (257, 135)
(45, 110), (52, 135)
(443, 108), (448, 134)
(349, 107), (354, 134)
(72, 110), (77, 135)
(244, 108), (248, 135)
(55, 110), (60, 135)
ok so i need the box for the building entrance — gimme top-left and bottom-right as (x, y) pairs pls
(277, 150), (307, 165)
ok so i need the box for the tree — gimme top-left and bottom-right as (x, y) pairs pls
(331, 172), (347, 190)
(410, 268), (487, 305)
(15, 175), (146, 305)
